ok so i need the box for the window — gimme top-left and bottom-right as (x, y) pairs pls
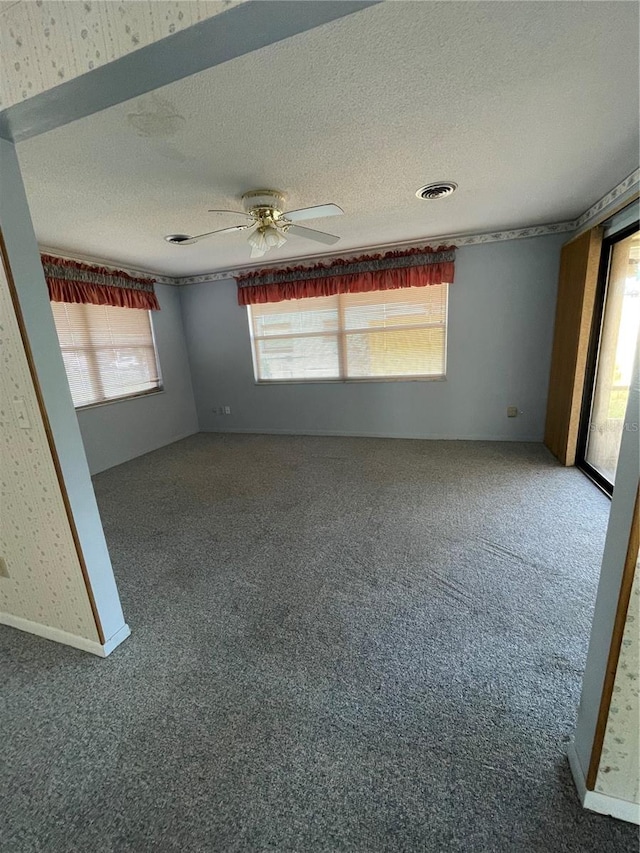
(577, 222), (639, 492)
(248, 285), (447, 382)
(51, 302), (161, 408)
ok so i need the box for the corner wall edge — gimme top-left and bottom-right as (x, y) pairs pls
(567, 740), (640, 825)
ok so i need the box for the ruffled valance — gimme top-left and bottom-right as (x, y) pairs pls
(236, 246), (455, 305)
(42, 254), (160, 311)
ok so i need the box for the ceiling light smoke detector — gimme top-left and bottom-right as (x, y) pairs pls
(416, 181), (458, 200)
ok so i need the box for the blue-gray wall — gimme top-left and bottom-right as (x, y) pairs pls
(180, 233), (565, 442)
(77, 283), (198, 474)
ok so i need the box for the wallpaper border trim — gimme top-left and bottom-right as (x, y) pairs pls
(37, 167), (640, 286)
(573, 168), (640, 231)
(175, 167), (639, 284)
(176, 221), (576, 284)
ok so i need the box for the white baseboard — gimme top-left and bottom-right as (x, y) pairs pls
(201, 426), (544, 442)
(101, 623), (131, 656)
(0, 612), (130, 658)
(567, 740), (640, 825)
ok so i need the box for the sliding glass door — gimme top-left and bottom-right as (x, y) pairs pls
(578, 223), (639, 493)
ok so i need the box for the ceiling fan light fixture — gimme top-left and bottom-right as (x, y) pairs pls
(264, 225), (287, 249)
(247, 220), (287, 257)
(247, 224), (287, 257)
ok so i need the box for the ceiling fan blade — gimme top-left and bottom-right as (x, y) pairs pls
(282, 203), (344, 222)
(208, 209), (254, 219)
(286, 224), (340, 245)
(167, 224), (252, 245)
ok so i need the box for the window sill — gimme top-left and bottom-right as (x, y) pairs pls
(254, 376), (446, 386)
(75, 387), (165, 412)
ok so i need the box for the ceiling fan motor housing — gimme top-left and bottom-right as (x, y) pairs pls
(242, 189), (287, 218)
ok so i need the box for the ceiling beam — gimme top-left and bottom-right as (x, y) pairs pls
(0, 1), (381, 143)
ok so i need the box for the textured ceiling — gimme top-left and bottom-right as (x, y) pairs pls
(0, 0), (244, 108)
(15, 1), (640, 276)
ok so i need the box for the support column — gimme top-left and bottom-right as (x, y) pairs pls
(0, 138), (128, 656)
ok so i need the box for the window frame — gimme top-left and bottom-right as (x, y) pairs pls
(52, 302), (164, 410)
(247, 286), (448, 385)
(575, 218), (640, 496)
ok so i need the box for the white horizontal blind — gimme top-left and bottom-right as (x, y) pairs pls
(51, 302), (160, 407)
(249, 285), (447, 381)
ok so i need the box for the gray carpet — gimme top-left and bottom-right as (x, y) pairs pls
(1, 434), (637, 852)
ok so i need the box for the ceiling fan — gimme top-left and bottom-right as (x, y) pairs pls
(165, 189), (343, 258)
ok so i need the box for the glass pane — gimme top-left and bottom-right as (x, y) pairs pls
(342, 285), (447, 330)
(51, 302), (88, 347)
(255, 335), (340, 380)
(60, 350), (98, 407)
(95, 346), (159, 400)
(345, 327), (446, 378)
(52, 301), (160, 407)
(251, 296), (339, 337)
(585, 231), (640, 485)
(248, 286), (448, 382)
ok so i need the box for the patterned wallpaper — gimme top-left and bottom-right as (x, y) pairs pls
(0, 253), (99, 641)
(595, 556), (640, 804)
(0, 0), (244, 108)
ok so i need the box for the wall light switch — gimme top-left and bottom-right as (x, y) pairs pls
(224, 406), (231, 415)
(12, 397), (31, 429)
(507, 406), (518, 418)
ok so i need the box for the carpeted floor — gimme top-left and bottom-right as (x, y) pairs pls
(2, 434), (637, 852)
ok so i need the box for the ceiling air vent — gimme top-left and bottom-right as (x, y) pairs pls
(416, 181), (458, 200)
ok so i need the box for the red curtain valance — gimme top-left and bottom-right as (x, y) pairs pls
(41, 254), (160, 311)
(236, 246), (455, 305)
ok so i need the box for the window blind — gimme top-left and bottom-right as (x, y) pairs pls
(249, 285), (447, 382)
(51, 302), (161, 407)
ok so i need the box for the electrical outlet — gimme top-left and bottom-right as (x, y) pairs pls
(507, 406), (518, 418)
(224, 406), (231, 415)
(0, 556), (9, 578)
